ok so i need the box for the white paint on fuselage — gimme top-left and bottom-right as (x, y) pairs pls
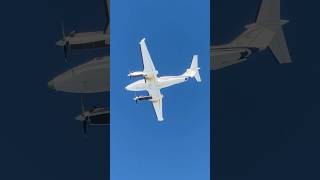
(125, 76), (189, 92)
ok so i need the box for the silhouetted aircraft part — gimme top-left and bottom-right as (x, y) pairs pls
(211, 0), (291, 70)
(48, 56), (109, 93)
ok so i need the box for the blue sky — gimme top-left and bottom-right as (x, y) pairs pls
(111, 0), (210, 179)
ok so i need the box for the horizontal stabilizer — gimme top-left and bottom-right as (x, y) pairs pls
(183, 55), (201, 82)
(269, 28), (291, 64)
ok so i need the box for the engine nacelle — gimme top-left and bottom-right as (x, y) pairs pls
(128, 71), (146, 78)
(133, 95), (152, 102)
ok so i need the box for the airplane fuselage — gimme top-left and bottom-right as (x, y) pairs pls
(125, 75), (189, 92)
(211, 46), (260, 70)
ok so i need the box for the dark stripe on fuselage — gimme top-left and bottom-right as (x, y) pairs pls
(70, 40), (106, 50)
(138, 96), (152, 101)
(88, 112), (110, 125)
(214, 47), (260, 60)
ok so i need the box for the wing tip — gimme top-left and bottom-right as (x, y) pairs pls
(157, 118), (164, 122)
(139, 38), (146, 44)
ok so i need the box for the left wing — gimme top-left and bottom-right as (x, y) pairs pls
(147, 88), (163, 121)
(139, 38), (158, 80)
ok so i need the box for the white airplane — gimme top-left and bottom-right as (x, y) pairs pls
(211, 0), (291, 70)
(125, 38), (201, 121)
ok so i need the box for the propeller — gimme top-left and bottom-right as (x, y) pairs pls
(80, 96), (88, 136)
(128, 70), (133, 79)
(134, 92), (138, 104)
(103, 0), (109, 33)
(61, 23), (70, 63)
(61, 22), (66, 40)
(81, 96), (85, 113)
(63, 42), (69, 63)
(82, 120), (88, 136)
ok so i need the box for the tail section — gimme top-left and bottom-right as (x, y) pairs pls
(183, 55), (201, 82)
(232, 0), (291, 64)
(256, 0), (281, 24)
(256, 0), (292, 63)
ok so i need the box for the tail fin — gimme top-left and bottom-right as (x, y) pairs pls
(256, 0), (292, 63)
(183, 55), (201, 82)
(256, 0), (281, 24)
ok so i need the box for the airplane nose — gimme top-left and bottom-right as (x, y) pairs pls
(56, 40), (66, 46)
(48, 80), (56, 90)
(125, 83), (135, 91)
(125, 84), (131, 91)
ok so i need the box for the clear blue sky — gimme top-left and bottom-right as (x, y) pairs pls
(111, 0), (210, 179)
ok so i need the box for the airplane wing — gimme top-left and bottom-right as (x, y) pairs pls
(139, 38), (158, 79)
(147, 88), (163, 121)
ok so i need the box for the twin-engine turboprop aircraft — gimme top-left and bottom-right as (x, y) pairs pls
(211, 0), (291, 70)
(125, 38), (201, 121)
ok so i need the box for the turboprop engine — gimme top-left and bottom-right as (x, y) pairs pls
(128, 71), (146, 78)
(133, 95), (152, 103)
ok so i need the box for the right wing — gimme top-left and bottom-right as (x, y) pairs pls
(147, 88), (163, 121)
(139, 38), (158, 79)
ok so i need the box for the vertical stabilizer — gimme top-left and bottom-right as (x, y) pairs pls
(257, 0), (292, 63)
(256, 0), (280, 24)
(183, 55), (201, 82)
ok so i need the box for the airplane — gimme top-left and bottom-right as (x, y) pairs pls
(56, 0), (110, 61)
(125, 38), (201, 121)
(211, 0), (291, 70)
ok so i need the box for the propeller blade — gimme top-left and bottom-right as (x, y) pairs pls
(134, 92), (138, 103)
(81, 96), (85, 113)
(61, 22), (66, 40)
(63, 42), (69, 62)
(63, 46), (67, 61)
(82, 120), (88, 136)
(128, 70), (132, 79)
(103, 0), (109, 33)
